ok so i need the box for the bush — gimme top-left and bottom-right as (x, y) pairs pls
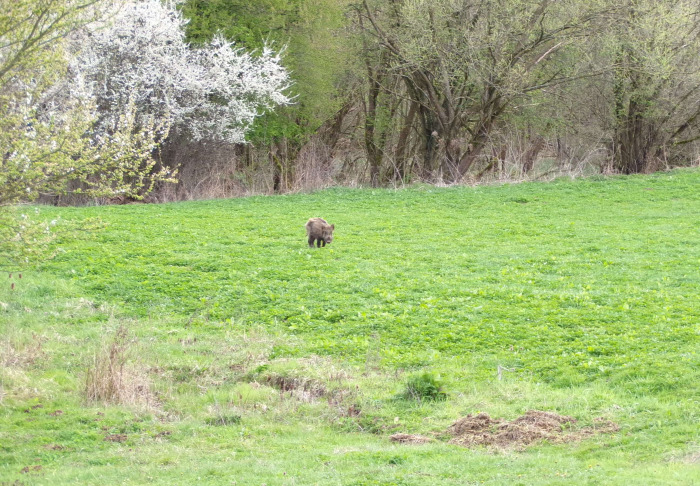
(400, 372), (447, 402)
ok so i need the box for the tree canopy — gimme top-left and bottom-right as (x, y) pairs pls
(2, 0), (699, 205)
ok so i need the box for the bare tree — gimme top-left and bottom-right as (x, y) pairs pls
(358, 0), (603, 181)
(607, 0), (700, 173)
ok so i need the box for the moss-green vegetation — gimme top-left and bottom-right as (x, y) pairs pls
(1, 170), (699, 484)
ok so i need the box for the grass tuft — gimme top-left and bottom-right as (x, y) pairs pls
(84, 325), (155, 407)
(399, 372), (447, 402)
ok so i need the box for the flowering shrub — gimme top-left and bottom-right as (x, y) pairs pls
(0, 0), (291, 268)
(72, 0), (292, 144)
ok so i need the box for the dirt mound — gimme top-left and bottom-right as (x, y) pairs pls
(390, 433), (433, 444)
(449, 412), (495, 434)
(511, 410), (576, 428)
(448, 410), (617, 449)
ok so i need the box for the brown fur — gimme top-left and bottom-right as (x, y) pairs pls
(305, 218), (335, 248)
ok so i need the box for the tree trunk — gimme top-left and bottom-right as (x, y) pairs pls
(394, 100), (418, 182)
(522, 136), (545, 174)
(417, 107), (441, 180)
(271, 143), (282, 193)
(455, 87), (504, 180)
(364, 73), (383, 187)
(319, 98), (353, 154)
(613, 98), (659, 174)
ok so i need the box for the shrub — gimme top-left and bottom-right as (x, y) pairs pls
(400, 372), (447, 402)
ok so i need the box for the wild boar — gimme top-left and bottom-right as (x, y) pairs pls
(305, 217), (335, 248)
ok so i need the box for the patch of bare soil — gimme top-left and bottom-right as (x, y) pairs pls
(390, 433), (433, 444)
(104, 433), (127, 443)
(263, 374), (327, 401)
(682, 451), (700, 464)
(448, 410), (618, 449)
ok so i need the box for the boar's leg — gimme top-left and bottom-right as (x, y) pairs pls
(308, 236), (316, 248)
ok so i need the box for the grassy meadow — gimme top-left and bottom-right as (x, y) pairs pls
(1, 170), (699, 485)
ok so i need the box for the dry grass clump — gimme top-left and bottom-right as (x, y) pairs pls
(679, 450), (700, 464)
(84, 326), (156, 407)
(1, 334), (46, 368)
(390, 433), (434, 444)
(0, 334), (47, 402)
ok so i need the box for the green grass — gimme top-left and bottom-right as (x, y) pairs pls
(1, 170), (699, 484)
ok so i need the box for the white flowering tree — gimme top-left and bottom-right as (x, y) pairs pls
(185, 37), (292, 143)
(0, 0), (291, 268)
(0, 0), (177, 209)
(73, 0), (293, 145)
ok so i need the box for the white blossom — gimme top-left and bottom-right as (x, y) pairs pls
(67, 0), (292, 144)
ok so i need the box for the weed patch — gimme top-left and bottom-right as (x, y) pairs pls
(204, 414), (242, 426)
(398, 372), (447, 402)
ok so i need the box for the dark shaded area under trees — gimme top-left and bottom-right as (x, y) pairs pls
(155, 0), (700, 199)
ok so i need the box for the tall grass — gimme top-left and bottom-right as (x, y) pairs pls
(84, 326), (154, 407)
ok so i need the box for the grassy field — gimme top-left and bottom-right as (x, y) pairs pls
(1, 170), (699, 485)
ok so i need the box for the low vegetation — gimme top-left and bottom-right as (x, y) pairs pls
(399, 373), (447, 402)
(1, 170), (699, 484)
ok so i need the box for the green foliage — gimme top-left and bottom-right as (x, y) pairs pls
(180, 0), (356, 143)
(245, 107), (307, 144)
(38, 170), (699, 387)
(181, 0), (301, 49)
(0, 208), (57, 270)
(204, 414), (242, 426)
(400, 373), (446, 402)
(603, 0), (700, 172)
(0, 207), (105, 271)
(0, 1), (176, 267)
(0, 1), (101, 88)
(0, 100), (174, 206)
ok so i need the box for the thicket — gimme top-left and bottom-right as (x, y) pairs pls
(169, 0), (700, 197)
(2, 0), (700, 206)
